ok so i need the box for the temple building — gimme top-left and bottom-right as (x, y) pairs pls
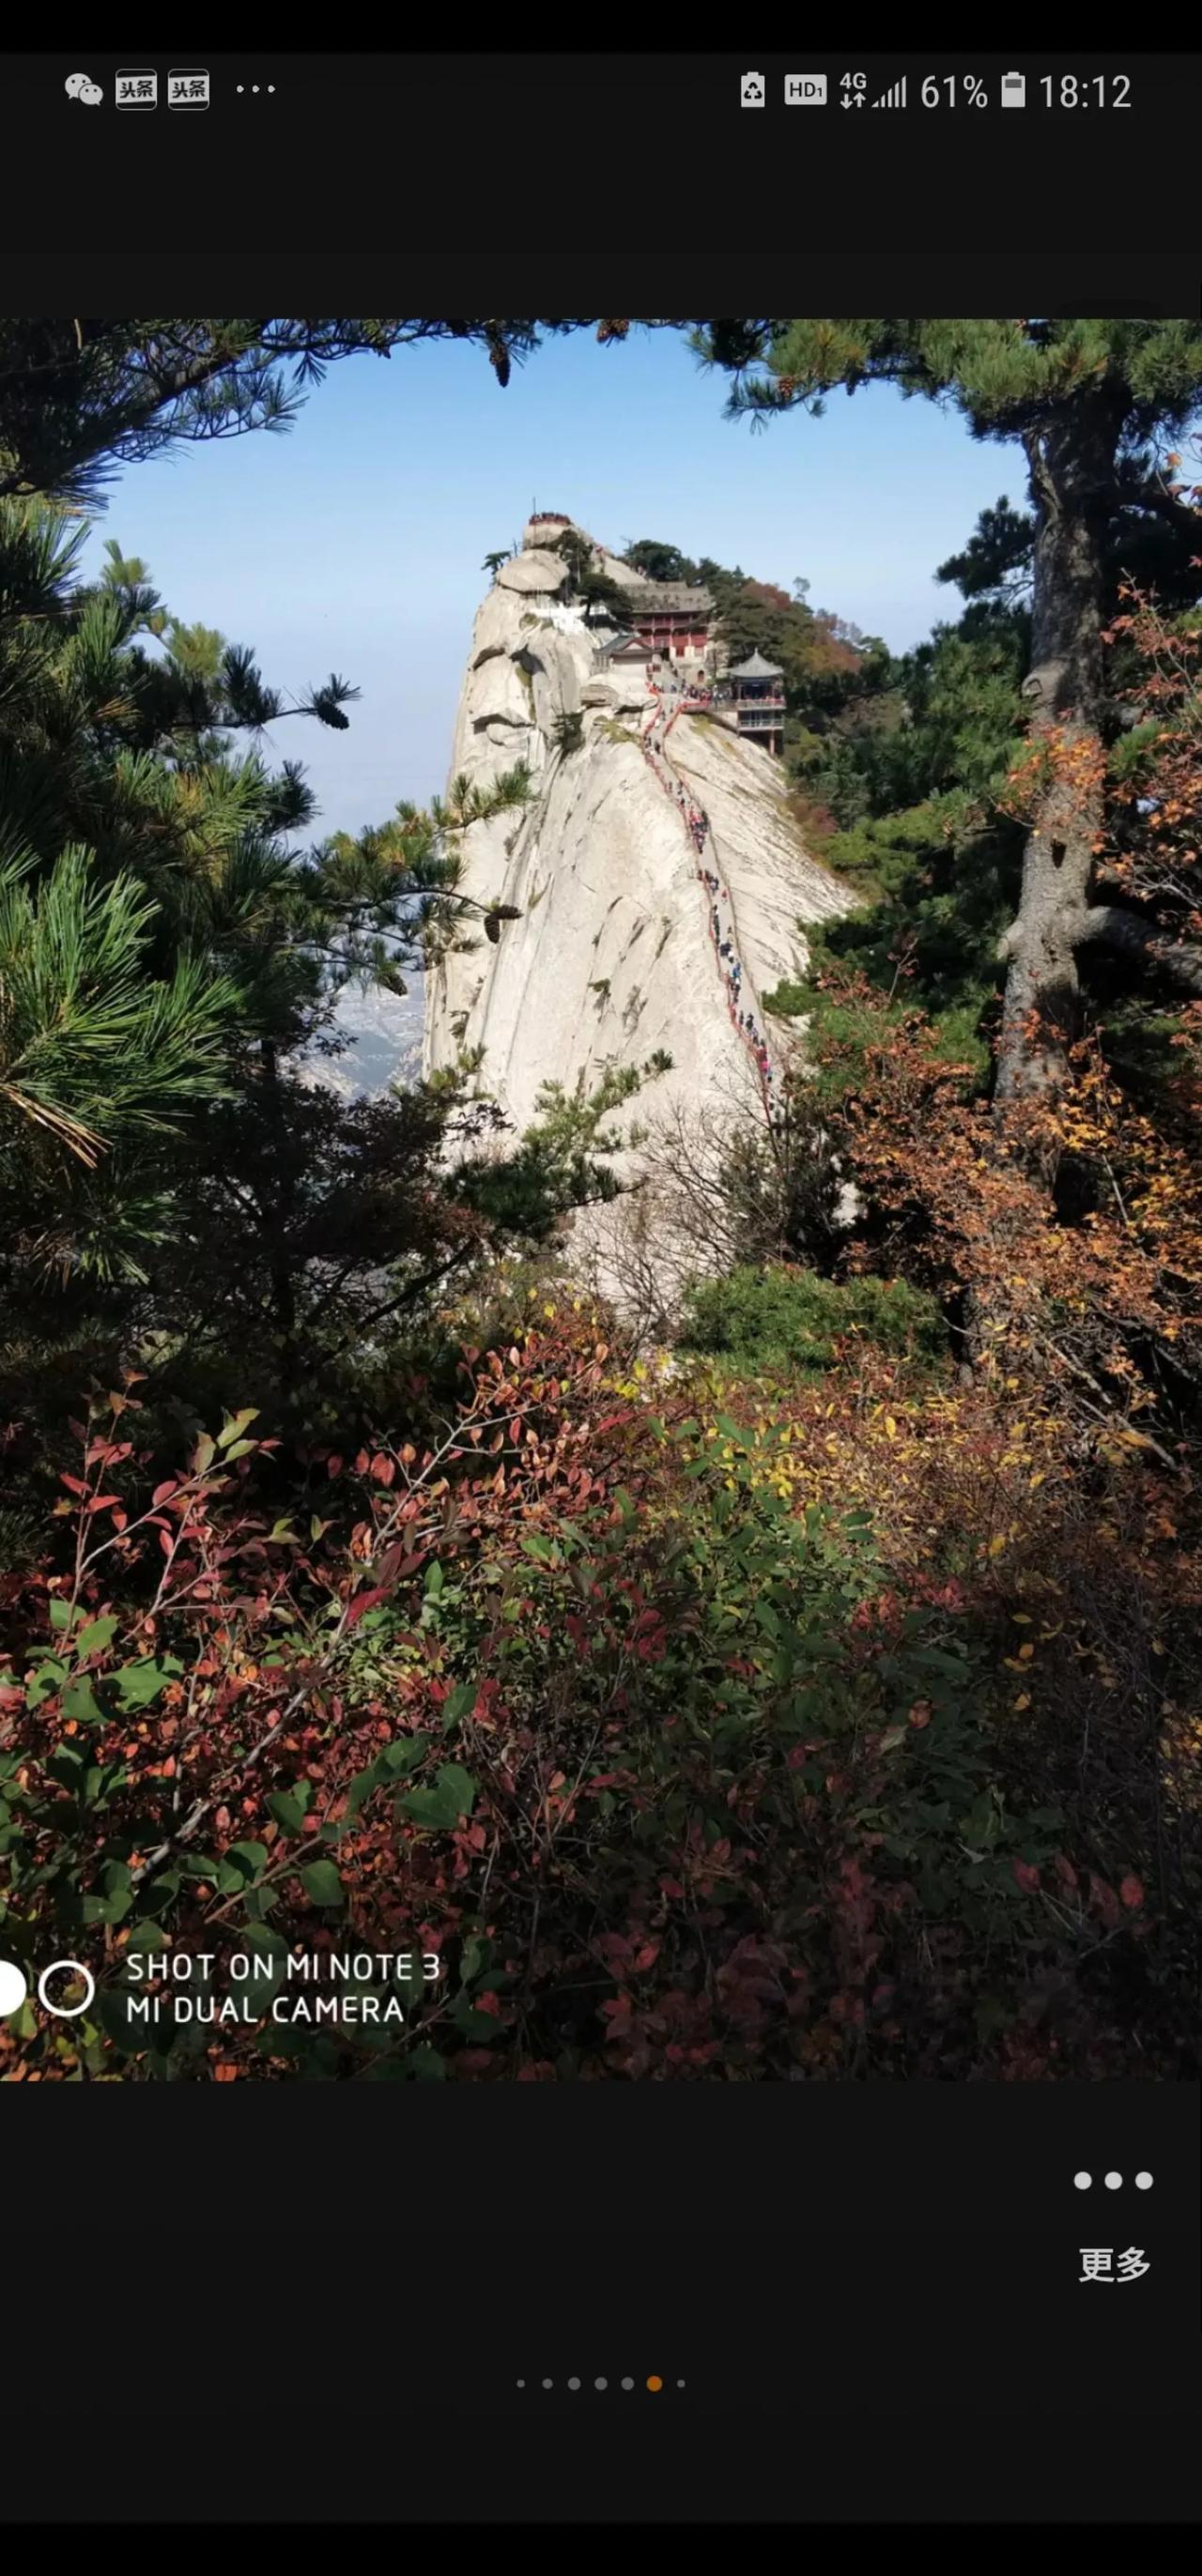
(627, 581), (715, 667)
(516, 517), (788, 753)
(720, 650), (786, 757)
(596, 629), (655, 672)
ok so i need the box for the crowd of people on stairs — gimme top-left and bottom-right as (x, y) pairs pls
(639, 675), (776, 1112)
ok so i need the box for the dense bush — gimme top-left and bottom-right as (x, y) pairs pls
(2, 1307), (1194, 2082)
(678, 1265), (947, 1374)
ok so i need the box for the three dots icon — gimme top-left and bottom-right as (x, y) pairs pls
(1074, 2170), (1152, 2190)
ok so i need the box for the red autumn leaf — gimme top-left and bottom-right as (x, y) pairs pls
(326, 1454), (345, 1480)
(1118, 1874), (1145, 1910)
(342, 1541), (425, 1630)
(343, 1583), (390, 1631)
(369, 1452), (395, 1486)
(1012, 1858), (1040, 1894)
(1089, 1873), (1121, 1927)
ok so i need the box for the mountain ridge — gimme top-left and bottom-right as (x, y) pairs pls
(424, 519), (849, 1133)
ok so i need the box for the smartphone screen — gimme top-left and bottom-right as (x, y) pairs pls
(0, 45), (1199, 2530)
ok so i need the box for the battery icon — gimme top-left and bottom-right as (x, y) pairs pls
(1001, 71), (1026, 107)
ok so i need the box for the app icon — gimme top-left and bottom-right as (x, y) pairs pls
(168, 69), (210, 111)
(64, 72), (103, 106)
(115, 69), (158, 111)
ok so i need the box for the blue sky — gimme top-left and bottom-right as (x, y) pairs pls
(84, 328), (1028, 838)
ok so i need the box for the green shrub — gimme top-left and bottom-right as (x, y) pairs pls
(678, 1263), (947, 1374)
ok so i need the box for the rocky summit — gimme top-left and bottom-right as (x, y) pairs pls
(424, 516), (850, 1289)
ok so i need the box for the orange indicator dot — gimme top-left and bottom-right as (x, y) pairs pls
(646, 2376), (662, 2393)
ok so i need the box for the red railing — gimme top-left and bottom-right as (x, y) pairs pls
(638, 682), (777, 1115)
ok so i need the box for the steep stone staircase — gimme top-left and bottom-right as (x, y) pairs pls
(640, 678), (777, 1115)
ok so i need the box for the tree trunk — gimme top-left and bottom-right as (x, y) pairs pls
(259, 1035), (299, 1381)
(994, 405), (1118, 1101)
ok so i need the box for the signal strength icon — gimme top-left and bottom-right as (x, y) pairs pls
(871, 75), (907, 109)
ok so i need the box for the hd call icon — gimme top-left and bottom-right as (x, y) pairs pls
(741, 72), (828, 107)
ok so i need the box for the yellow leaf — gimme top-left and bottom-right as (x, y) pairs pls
(885, 1416), (898, 1441)
(988, 1533), (1006, 1558)
(1013, 1693), (1031, 1711)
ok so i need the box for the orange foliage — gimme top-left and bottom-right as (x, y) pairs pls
(838, 990), (1202, 1448)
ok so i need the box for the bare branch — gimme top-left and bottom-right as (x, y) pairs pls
(1074, 904), (1202, 994)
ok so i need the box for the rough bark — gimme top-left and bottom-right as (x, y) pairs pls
(258, 1035), (298, 1378)
(994, 403), (1119, 1101)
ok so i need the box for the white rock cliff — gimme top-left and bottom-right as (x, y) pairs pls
(423, 519), (851, 1293)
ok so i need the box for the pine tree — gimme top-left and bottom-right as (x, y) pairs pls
(0, 321), (593, 507)
(623, 539), (696, 585)
(0, 848), (235, 1173)
(0, 485), (537, 1360)
(697, 321), (1202, 1096)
